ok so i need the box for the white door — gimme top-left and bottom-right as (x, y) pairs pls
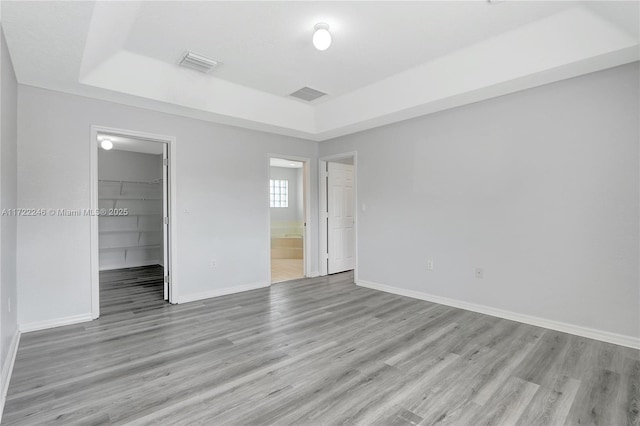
(327, 162), (355, 274)
(162, 144), (170, 301)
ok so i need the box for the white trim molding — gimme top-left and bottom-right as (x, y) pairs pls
(19, 313), (93, 334)
(90, 125), (179, 318)
(0, 330), (20, 422)
(356, 279), (640, 350)
(177, 281), (270, 305)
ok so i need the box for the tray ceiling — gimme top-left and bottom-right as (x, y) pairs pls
(2, 1), (638, 141)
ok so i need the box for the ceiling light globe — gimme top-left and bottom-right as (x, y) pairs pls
(313, 24), (331, 51)
(101, 139), (113, 150)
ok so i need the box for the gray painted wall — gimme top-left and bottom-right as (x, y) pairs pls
(10, 56), (639, 343)
(0, 24), (18, 392)
(17, 85), (319, 326)
(319, 63), (640, 340)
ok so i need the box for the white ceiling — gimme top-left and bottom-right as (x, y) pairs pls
(124, 1), (574, 99)
(2, 1), (638, 141)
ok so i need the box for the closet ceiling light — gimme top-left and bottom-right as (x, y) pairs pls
(101, 139), (113, 150)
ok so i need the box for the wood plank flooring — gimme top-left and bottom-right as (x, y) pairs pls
(2, 267), (639, 425)
(271, 258), (304, 283)
(99, 265), (166, 316)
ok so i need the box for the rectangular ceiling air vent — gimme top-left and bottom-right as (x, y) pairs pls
(289, 87), (327, 102)
(179, 51), (220, 73)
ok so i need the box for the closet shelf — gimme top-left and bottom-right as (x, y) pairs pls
(98, 213), (162, 218)
(99, 229), (162, 235)
(101, 244), (161, 252)
(98, 171), (163, 268)
(99, 197), (162, 201)
(99, 179), (162, 185)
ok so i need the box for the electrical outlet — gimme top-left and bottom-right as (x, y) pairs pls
(475, 268), (484, 279)
(211, 259), (217, 268)
(427, 260), (434, 271)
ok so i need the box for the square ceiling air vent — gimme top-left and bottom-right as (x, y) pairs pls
(179, 51), (220, 73)
(289, 87), (327, 102)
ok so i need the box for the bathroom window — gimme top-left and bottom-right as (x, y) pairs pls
(270, 179), (288, 208)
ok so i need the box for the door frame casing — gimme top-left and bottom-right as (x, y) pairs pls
(267, 154), (312, 284)
(319, 151), (358, 281)
(90, 125), (178, 319)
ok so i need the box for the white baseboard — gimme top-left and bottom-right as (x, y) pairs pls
(19, 313), (93, 333)
(356, 279), (640, 350)
(0, 330), (20, 422)
(307, 271), (320, 278)
(177, 281), (270, 304)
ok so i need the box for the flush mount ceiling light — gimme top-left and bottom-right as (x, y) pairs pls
(313, 23), (331, 51)
(101, 139), (113, 150)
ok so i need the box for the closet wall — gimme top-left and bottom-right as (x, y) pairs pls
(98, 149), (163, 270)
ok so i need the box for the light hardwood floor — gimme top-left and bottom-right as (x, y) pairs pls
(2, 266), (639, 425)
(271, 258), (304, 283)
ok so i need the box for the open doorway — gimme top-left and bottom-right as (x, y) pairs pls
(90, 127), (174, 318)
(320, 153), (357, 277)
(269, 157), (309, 283)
